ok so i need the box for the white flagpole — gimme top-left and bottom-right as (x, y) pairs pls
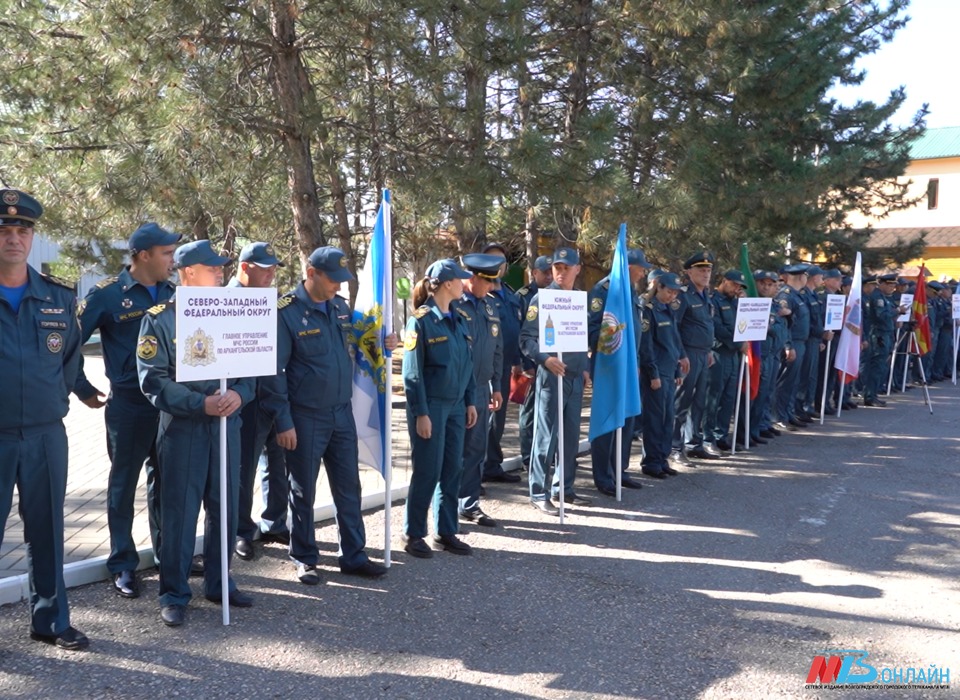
(731, 355), (746, 456)
(615, 427), (622, 502)
(557, 351), (565, 524)
(886, 327), (901, 396)
(383, 191), (393, 568)
(953, 321), (958, 385)
(820, 338), (832, 425)
(219, 377), (230, 626)
(745, 353), (751, 448)
(836, 373), (844, 418)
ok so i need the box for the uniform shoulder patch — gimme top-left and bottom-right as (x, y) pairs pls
(518, 286), (530, 296)
(601, 279), (610, 290)
(277, 293), (295, 310)
(590, 296), (603, 313)
(42, 273), (76, 291)
(669, 299), (681, 311)
(526, 305), (538, 321)
(404, 330), (418, 351)
(641, 316), (650, 332)
(137, 335), (158, 360)
(95, 276), (119, 290)
(414, 305), (431, 319)
(146, 302), (169, 316)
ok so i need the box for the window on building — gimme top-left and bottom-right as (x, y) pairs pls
(927, 178), (939, 210)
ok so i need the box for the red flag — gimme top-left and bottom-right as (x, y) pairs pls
(913, 263), (932, 355)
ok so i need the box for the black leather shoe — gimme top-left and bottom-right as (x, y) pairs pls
(482, 471), (521, 483)
(297, 563), (320, 584)
(687, 445), (721, 460)
(531, 499), (560, 516)
(752, 436), (768, 445)
(30, 626), (89, 651)
(596, 484), (617, 496)
(788, 417), (805, 428)
(759, 429), (776, 439)
(160, 605), (186, 627)
(189, 555), (204, 577)
(642, 469), (667, 479)
(402, 535), (434, 558)
(433, 534), (472, 555)
(560, 493), (591, 506)
(235, 537), (254, 561)
(260, 530), (291, 545)
(669, 450), (693, 466)
(341, 560), (388, 578)
(795, 414), (813, 424)
(715, 439), (733, 451)
(842, 401), (858, 410)
(772, 421), (797, 432)
(864, 398), (887, 407)
(113, 569), (140, 598)
(621, 475), (643, 489)
(459, 509), (497, 527)
(661, 466), (679, 476)
(205, 589), (254, 608)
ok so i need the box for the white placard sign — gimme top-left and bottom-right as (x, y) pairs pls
(824, 294), (846, 331)
(953, 294), (960, 320)
(896, 293), (913, 322)
(537, 288), (588, 353)
(733, 297), (772, 342)
(175, 286), (278, 382)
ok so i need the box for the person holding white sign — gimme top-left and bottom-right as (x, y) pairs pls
(261, 246), (391, 581)
(704, 270), (747, 451)
(520, 246), (591, 516)
(638, 273), (687, 478)
(401, 258), (477, 557)
(815, 269), (842, 413)
(137, 240), (256, 627)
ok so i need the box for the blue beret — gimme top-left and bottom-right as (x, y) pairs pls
(174, 240), (231, 269)
(462, 252), (505, 280)
(308, 246), (353, 282)
(240, 241), (284, 267)
(426, 258), (472, 283)
(627, 249), (653, 269)
(533, 255), (552, 272)
(0, 189), (43, 225)
(552, 246), (580, 265)
(781, 263), (809, 275)
(129, 222), (181, 255)
(723, 269), (746, 286)
(822, 269), (842, 280)
(683, 251), (714, 269)
(658, 272), (683, 290)
(805, 265), (824, 277)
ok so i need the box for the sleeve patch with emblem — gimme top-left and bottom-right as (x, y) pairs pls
(526, 305), (538, 321)
(590, 297), (603, 313)
(137, 335), (158, 360)
(404, 330), (418, 350)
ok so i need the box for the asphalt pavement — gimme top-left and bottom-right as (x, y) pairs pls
(1, 381), (959, 699)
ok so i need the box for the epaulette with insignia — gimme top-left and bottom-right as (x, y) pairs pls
(146, 301), (169, 316)
(94, 276), (119, 290)
(278, 293), (295, 310)
(680, 285), (689, 293)
(414, 306), (431, 319)
(42, 273), (76, 291)
(518, 286), (530, 296)
(601, 279), (610, 290)
(645, 301), (653, 310)
(456, 307), (470, 318)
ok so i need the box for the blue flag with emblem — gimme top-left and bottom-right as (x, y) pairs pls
(351, 190), (393, 476)
(588, 224), (641, 441)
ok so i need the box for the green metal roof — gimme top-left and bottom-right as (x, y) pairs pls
(911, 126), (960, 160)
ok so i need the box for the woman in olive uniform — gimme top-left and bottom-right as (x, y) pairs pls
(401, 259), (478, 558)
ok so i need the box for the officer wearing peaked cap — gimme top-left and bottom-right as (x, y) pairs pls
(863, 273), (903, 406)
(516, 255), (552, 469)
(138, 239), (257, 627)
(0, 189), (88, 650)
(704, 270), (747, 450)
(672, 251), (718, 462)
(774, 264), (809, 429)
(750, 270), (788, 442)
(75, 222), (180, 600)
(456, 253), (504, 527)
(588, 249), (651, 494)
(480, 243), (524, 485)
(260, 246), (391, 580)
(228, 241), (289, 562)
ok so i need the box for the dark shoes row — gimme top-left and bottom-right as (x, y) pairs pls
(236, 530), (291, 561)
(401, 533), (472, 558)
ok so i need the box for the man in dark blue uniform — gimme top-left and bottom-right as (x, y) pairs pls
(516, 255), (552, 469)
(752, 271), (789, 441)
(863, 273), (905, 406)
(671, 252), (715, 463)
(797, 266), (825, 421)
(815, 269), (842, 413)
(774, 264), (810, 430)
(520, 246), (590, 515)
(457, 253), (504, 527)
(138, 240), (256, 627)
(261, 247), (390, 585)
(227, 241), (290, 561)
(704, 270), (747, 451)
(480, 242), (523, 484)
(75, 222), (180, 599)
(588, 248), (651, 494)
(0, 189), (88, 650)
